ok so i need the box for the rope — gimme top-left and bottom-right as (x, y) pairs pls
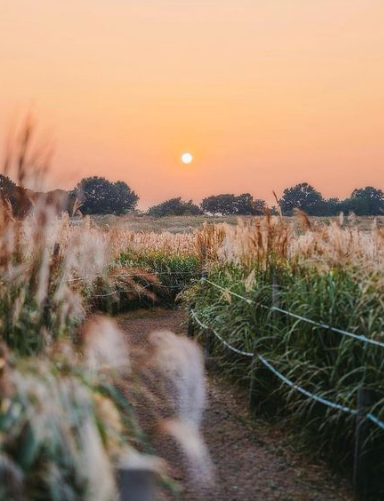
(89, 280), (189, 298)
(367, 413), (384, 431)
(190, 309), (384, 428)
(257, 353), (357, 414)
(202, 278), (384, 349)
(271, 307), (384, 349)
(190, 310), (253, 358)
(69, 270), (195, 297)
(68, 270), (197, 283)
(90, 291), (118, 298)
(202, 279), (256, 306)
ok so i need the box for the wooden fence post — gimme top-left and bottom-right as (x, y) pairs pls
(117, 468), (156, 501)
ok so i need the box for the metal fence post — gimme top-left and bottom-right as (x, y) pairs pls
(249, 344), (259, 412)
(117, 468), (156, 501)
(187, 303), (195, 338)
(353, 387), (375, 500)
(249, 348), (271, 415)
(249, 276), (277, 415)
(249, 294), (263, 413)
(204, 327), (212, 368)
(272, 273), (279, 310)
(201, 243), (208, 281)
(201, 242), (210, 366)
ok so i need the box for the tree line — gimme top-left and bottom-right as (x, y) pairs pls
(278, 183), (384, 216)
(149, 183), (384, 217)
(1, 175), (383, 218)
(0, 175), (139, 217)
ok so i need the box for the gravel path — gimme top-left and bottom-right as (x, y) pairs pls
(119, 309), (353, 501)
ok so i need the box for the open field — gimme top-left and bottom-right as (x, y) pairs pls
(86, 213), (241, 232)
(87, 213), (384, 233)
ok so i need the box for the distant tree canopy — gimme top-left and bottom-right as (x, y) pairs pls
(73, 177), (139, 215)
(279, 183), (384, 216)
(148, 197), (202, 217)
(3, 172), (384, 219)
(201, 194), (236, 215)
(201, 193), (266, 215)
(279, 183), (325, 216)
(341, 186), (384, 216)
(0, 174), (32, 217)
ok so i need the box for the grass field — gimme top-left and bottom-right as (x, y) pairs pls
(2, 209), (384, 498)
(88, 213), (384, 233)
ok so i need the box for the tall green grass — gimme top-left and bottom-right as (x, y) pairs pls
(186, 261), (384, 480)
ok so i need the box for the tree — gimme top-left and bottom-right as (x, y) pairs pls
(341, 186), (384, 216)
(110, 181), (139, 215)
(201, 193), (266, 215)
(235, 193), (254, 215)
(251, 198), (267, 215)
(279, 183), (325, 216)
(234, 194), (267, 215)
(73, 177), (138, 215)
(317, 198), (342, 217)
(148, 197), (201, 217)
(0, 174), (32, 217)
(201, 194), (238, 215)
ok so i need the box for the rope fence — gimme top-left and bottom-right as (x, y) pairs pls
(190, 275), (384, 499)
(67, 270), (197, 283)
(67, 258), (384, 497)
(66, 269), (199, 299)
(202, 277), (384, 349)
(191, 309), (366, 418)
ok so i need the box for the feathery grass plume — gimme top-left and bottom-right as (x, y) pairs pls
(0, 318), (173, 501)
(272, 190), (283, 219)
(0, 117), (178, 500)
(294, 208), (312, 231)
(81, 315), (130, 375)
(0, 348), (119, 501)
(71, 196), (83, 218)
(129, 330), (213, 486)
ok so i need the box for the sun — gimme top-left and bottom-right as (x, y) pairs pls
(181, 152), (193, 164)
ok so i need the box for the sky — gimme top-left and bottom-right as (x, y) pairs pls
(1, 0), (384, 208)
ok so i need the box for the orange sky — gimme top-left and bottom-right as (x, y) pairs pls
(1, 0), (384, 207)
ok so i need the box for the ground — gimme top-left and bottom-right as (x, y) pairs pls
(119, 308), (353, 501)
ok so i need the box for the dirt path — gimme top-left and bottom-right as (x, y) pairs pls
(119, 309), (353, 501)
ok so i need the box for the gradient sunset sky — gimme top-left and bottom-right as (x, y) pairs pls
(1, 0), (384, 207)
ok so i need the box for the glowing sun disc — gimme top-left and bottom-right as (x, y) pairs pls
(181, 152), (193, 164)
